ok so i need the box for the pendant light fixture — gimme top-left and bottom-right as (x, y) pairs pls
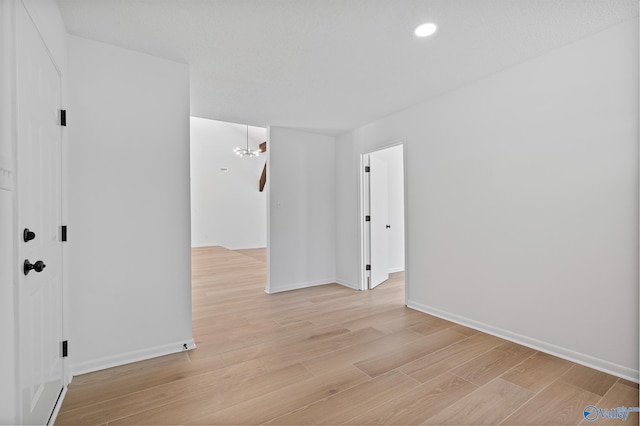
(233, 125), (261, 157)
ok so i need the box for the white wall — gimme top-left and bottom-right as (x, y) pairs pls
(335, 18), (639, 380)
(67, 35), (194, 375)
(267, 127), (336, 293)
(335, 131), (361, 289)
(371, 145), (405, 273)
(190, 117), (266, 249)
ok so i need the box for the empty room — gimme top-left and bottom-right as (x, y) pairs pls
(1, 0), (638, 425)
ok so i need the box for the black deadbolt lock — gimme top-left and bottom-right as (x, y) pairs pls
(24, 259), (46, 275)
(23, 228), (36, 242)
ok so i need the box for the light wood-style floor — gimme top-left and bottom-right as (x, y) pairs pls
(57, 246), (638, 425)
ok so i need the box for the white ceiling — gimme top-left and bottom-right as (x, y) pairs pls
(56, 0), (638, 135)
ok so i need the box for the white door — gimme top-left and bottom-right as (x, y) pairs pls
(16, 3), (64, 424)
(369, 154), (389, 288)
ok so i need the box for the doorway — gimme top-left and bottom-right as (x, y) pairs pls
(361, 144), (406, 293)
(189, 118), (268, 296)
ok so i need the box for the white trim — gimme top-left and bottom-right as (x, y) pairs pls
(265, 127), (272, 295)
(402, 141), (409, 305)
(46, 386), (66, 426)
(388, 266), (405, 274)
(359, 153), (369, 291)
(190, 243), (219, 248)
(225, 245), (267, 251)
(190, 243), (267, 251)
(637, 12), (640, 393)
(265, 279), (334, 294)
(336, 279), (361, 290)
(407, 300), (640, 383)
(70, 339), (196, 377)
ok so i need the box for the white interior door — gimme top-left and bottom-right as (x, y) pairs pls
(369, 154), (389, 289)
(16, 3), (64, 424)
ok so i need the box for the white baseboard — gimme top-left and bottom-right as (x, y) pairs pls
(70, 338), (197, 377)
(407, 300), (639, 383)
(265, 279), (335, 294)
(191, 243), (267, 250)
(336, 279), (361, 290)
(225, 245), (267, 251)
(388, 266), (405, 274)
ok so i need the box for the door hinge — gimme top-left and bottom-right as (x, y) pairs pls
(61, 340), (68, 357)
(365, 216), (370, 222)
(365, 166), (370, 172)
(61, 225), (67, 242)
(366, 264), (371, 271)
(60, 109), (66, 126)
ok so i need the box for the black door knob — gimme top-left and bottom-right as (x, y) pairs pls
(386, 224), (391, 229)
(24, 259), (46, 275)
(23, 228), (36, 242)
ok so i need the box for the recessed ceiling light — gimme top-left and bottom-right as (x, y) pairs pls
(414, 22), (437, 37)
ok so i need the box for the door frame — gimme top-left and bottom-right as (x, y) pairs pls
(359, 140), (408, 303)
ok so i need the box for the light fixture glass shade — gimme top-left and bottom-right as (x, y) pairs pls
(233, 146), (261, 157)
(234, 125), (261, 157)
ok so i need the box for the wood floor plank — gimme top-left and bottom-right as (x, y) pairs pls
(108, 363), (314, 425)
(215, 324), (383, 371)
(617, 377), (640, 389)
(301, 302), (405, 328)
(341, 306), (430, 334)
(57, 378), (191, 425)
(195, 318), (322, 350)
(449, 324), (480, 337)
(57, 358), (266, 425)
(266, 370), (419, 425)
(501, 351), (574, 392)
(235, 248), (267, 262)
(191, 314), (251, 333)
(354, 329), (468, 378)
(192, 366), (369, 425)
(423, 378), (534, 425)
(400, 332), (505, 383)
(559, 364), (619, 397)
(189, 320), (321, 362)
(501, 380), (601, 425)
(257, 326), (387, 371)
(59, 352), (197, 413)
(407, 316), (458, 336)
(344, 372), (478, 425)
(451, 341), (536, 386)
(302, 329), (425, 376)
